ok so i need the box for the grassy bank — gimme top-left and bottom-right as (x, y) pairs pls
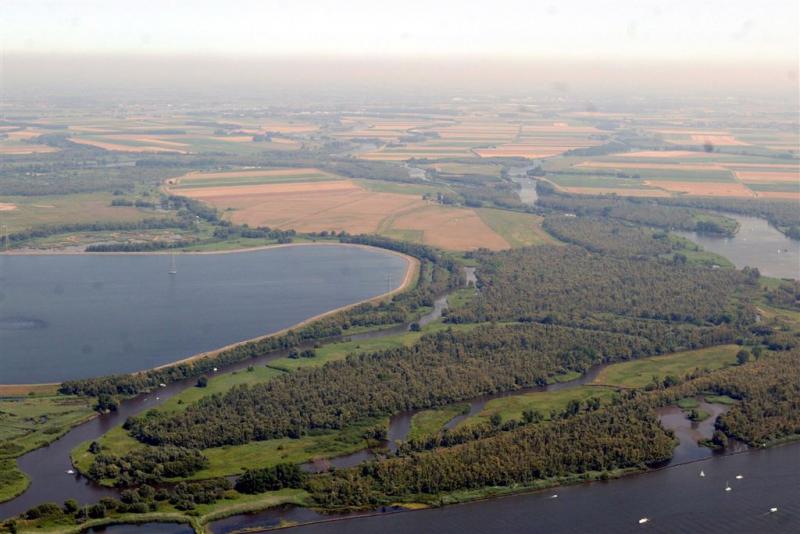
(407, 404), (469, 441)
(591, 345), (740, 388)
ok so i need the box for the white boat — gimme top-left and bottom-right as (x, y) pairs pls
(735, 474), (743, 480)
(770, 507), (778, 513)
(725, 482), (732, 492)
(550, 494), (558, 499)
(168, 252), (177, 275)
(699, 470), (705, 477)
(638, 518), (649, 524)
(66, 469), (75, 475)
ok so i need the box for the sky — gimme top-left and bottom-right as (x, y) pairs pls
(3, 0), (798, 63)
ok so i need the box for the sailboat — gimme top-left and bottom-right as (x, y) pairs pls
(725, 481), (732, 492)
(699, 470), (705, 477)
(168, 252), (178, 275)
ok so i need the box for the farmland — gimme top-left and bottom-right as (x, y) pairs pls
(171, 170), (523, 250)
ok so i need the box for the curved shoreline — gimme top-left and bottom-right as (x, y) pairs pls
(0, 243), (419, 393)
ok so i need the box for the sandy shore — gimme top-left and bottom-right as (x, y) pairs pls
(0, 243), (419, 394)
(2, 240), (393, 256)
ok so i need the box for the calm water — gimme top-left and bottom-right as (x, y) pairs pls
(675, 214), (799, 280)
(86, 523), (192, 534)
(0, 245), (408, 383)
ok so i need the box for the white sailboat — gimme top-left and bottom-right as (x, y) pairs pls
(725, 481), (732, 492)
(699, 470), (705, 477)
(168, 252), (178, 275)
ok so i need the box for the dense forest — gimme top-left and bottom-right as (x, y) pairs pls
(307, 402), (673, 507)
(765, 280), (800, 311)
(449, 245), (757, 325)
(535, 185), (739, 236)
(124, 319), (738, 448)
(542, 215), (675, 257)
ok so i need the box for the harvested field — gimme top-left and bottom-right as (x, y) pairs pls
(172, 168), (335, 187)
(576, 161), (726, 171)
(70, 137), (187, 153)
(690, 134), (750, 146)
(0, 202), (18, 211)
(108, 135), (190, 148)
(177, 179), (509, 250)
(645, 180), (755, 197)
(560, 187), (671, 197)
(173, 180), (404, 234)
(734, 171), (799, 183)
(5, 130), (45, 140)
(175, 179), (359, 199)
(387, 204), (509, 250)
(618, 151), (709, 159)
(723, 163), (800, 170)
(0, 144), (60, 154)
(475, 146), (565, 158)
(260, 121), (318, 133)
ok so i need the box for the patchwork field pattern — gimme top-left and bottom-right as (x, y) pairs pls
(171, 172), (513, 250)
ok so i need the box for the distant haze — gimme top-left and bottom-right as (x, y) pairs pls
(1, 0), (797, 101)
(3, 55), (798, 102)
(3, 1), (797, 62)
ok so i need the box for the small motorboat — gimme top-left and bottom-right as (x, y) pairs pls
(66, 469), (75, 475)
(638, 518), (649, 524)
(550, 494), (558, 499)
(735, 474), (743, 480)
(699, 470), (705, 477)
(770, 507), (778, 513)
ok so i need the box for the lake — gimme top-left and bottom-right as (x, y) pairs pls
(0, 245), (409, 384)
(674, 214), (799, 280)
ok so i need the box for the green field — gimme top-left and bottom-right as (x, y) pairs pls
(73, 417), (387, 482)
(0, 394), (93, 502)
(0, 395), (94, 458)
(175, 170), (338, 188)
(0, 192), (171, 233)
(356, 179), (446, 196)
(545, 173), (659, 189)
(467, 387), (617, 426)
(0, 459), (28, 503)
(476, 208), (555, 247)
(407, 404), (469, 441)
(745, 182), (800, 192)
(592, 345), (740, 388)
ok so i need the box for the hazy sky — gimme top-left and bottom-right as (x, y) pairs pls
(3, 0), (798, 62)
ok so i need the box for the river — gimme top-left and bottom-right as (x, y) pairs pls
(283, 442), (800, 534)
(0, 244), (409, 383)
(674, 214), (799, 280)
